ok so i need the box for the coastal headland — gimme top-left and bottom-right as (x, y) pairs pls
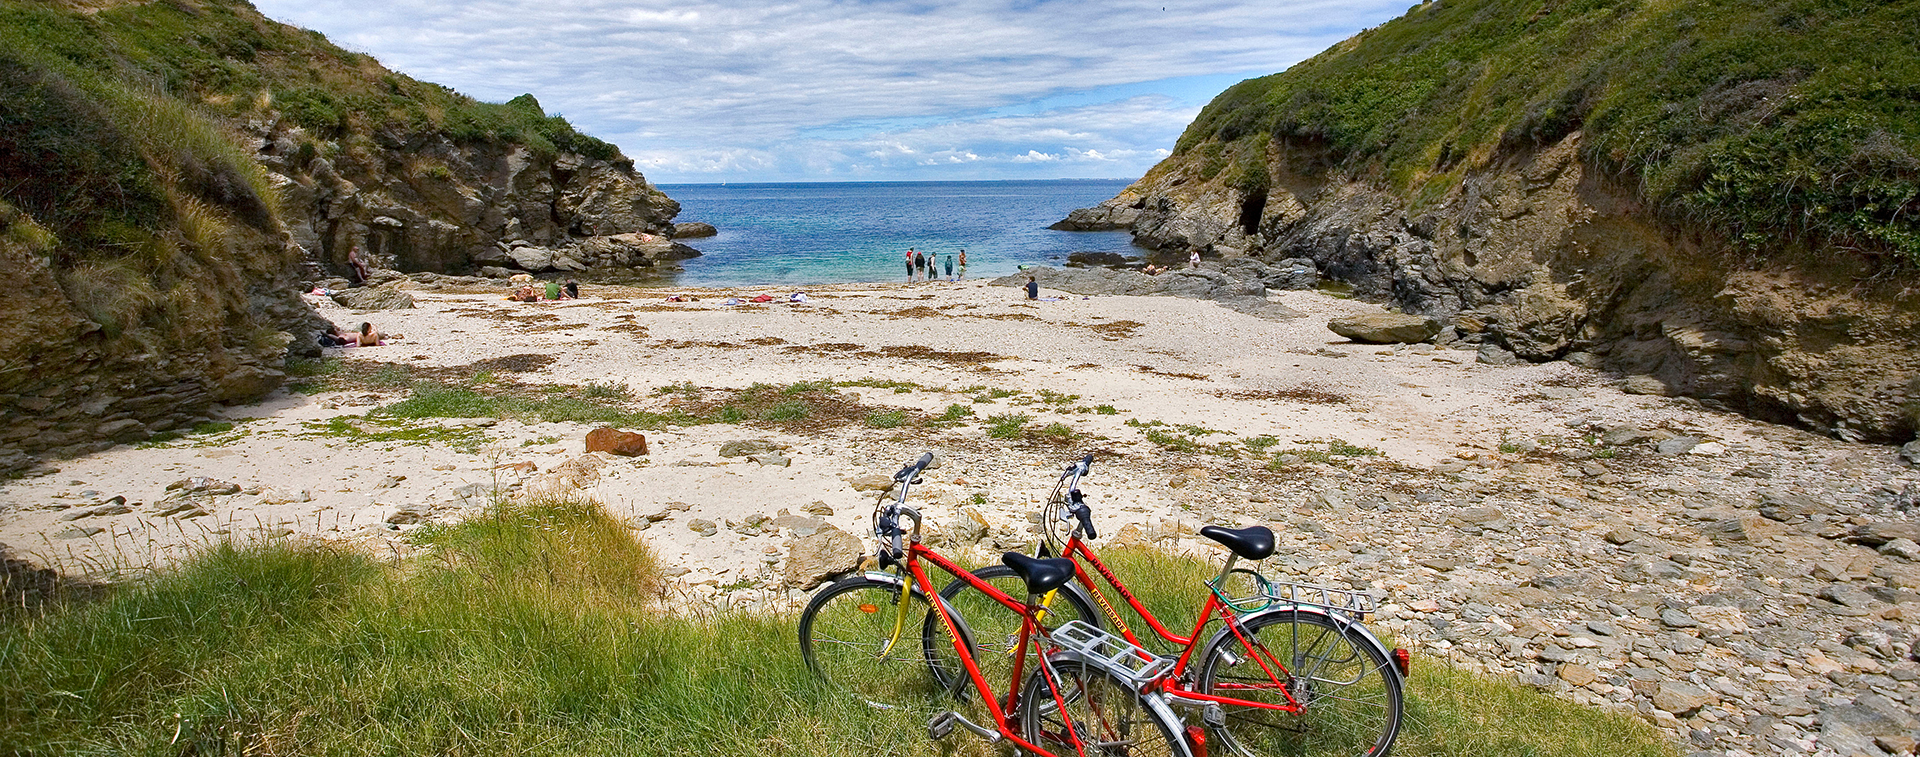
(5, 275), (1917, 754)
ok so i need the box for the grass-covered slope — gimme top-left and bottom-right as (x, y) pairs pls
(0, 497), (1677, 757)
(1175, 0), (1920, 263)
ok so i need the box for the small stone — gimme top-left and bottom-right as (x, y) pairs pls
(1819, 583), (1876, 608)
(1900, 440), (1920, 468)
(748, 452), (791, 467)
(783, 523), (866, 589)
(1655, 437), (1700, 455)
(849, 474), (895, 492)
(375, 475), (404, 489)
(803, 501), (834, 516)
(58, 525), (105, 539)
(1879, 537), (1920, 561)
(689, 519), (718, 536)
(1652, 681), (1715, 715)
(1604, 528), (1638, 545)
(1558, 664), (1598, 686)
(719, 439), (787, 458)
(1660, 608), (1699, 628)
(1687, 441), (1725, 456)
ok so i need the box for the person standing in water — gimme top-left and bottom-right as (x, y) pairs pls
(957, 249), (967, 280)
(915, 249), (929, 282)
(943, 252), (955, 281)
(905, 248), (917, 283)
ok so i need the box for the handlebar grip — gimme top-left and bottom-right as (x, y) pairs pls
(895, 452), (934, 482)
(1078, 452), (1094, 476)
(1077, 509), (1097, 540)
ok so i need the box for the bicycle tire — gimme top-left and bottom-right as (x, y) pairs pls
(926, 564), (1103, 696)
(799, 574), (963, 709)
(1020, 655), (1187, 757)
(1194, 609), (1402, 757)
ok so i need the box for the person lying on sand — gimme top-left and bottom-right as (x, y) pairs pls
(351, 322), (400, 347)
(507, 286), (539, 303)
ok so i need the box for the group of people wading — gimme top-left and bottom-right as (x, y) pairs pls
(904, 248), (965, 283)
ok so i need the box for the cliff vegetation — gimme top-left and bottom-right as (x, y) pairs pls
(1176, 0), (1920, 264)
(0, 0), (679, 469)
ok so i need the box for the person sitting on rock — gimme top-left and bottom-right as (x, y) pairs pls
(1025, 275), (1040, 300)
(346, 246), (371, 286)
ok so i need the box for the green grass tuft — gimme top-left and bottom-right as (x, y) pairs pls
(985, 412), (1031, 439)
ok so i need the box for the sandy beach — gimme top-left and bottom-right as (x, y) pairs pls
(6, 276), (1919, 748)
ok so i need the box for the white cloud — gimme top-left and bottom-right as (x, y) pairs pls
(253, 0), (1412, 181)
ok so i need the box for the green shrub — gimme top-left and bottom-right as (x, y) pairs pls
(985, 412), (1031, 439)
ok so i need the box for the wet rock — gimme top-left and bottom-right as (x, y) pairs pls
(783, 523), (866, 590)
(1326, 313), (1442, 344)
(585, 428), (648, 456)
(671, 221), (717, 239)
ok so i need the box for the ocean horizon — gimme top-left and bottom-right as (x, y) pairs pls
(654, 179), (1148, 288)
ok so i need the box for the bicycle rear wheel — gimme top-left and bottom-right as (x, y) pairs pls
(1020, 656), (1185, 757)
(1194, 610), (1401, 757)
(799, 574), (957, 709)
(927, 564), (1102, 696)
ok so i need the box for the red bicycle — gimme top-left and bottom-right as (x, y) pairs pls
(932, 454), (1407, 757)
(799, 453), (1194, 757)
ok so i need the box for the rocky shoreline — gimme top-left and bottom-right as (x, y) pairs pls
(2, 281), (1916, 756)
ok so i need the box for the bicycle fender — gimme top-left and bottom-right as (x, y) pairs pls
(1199, 605), (1403, 687)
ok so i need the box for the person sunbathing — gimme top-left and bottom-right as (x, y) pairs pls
(352, 322), (400, 346)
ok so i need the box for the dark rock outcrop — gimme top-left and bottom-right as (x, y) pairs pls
(671, 222), (717, 239)
(991, 266), (1303, 321)
(1060, 133), (1920, 443)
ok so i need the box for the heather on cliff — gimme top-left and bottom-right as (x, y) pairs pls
(1175, 0), (1920, 264)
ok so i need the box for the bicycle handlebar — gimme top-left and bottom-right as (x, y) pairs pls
(895, 452), (935, 483)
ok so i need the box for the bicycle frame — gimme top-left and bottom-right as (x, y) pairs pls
(1057, 531), (1304, 715)
(878, 512), (1096, 757)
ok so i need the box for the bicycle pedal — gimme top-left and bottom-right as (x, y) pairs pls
(926, 710), (1001, 743)
(927, 711), (957, 740)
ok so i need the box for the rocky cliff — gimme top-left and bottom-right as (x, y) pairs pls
(1064, 0), (1920, 444)
(0, 0), (685, 471)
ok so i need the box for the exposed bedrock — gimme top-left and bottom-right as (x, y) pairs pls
(1062, 134), (1920, 443)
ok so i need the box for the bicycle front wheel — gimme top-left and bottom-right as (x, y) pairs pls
(1194, 610), (1402, 757)
(1020, 657), (1184, 757)
(799, 574), (955, 709)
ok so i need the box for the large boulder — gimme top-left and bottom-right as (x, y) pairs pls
(506, 245), (556, 272)
(584, 428), (648, 456)
(784, 523), (866, 589)
(671, 222), (717, 238)
(1327, 313), (1442, 344)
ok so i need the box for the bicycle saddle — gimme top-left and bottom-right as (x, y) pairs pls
(1200, 525), (1275, 561)
(1001, 553), (1077, 596)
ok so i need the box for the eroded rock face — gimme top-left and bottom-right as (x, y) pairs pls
(1062, 132), (1920, 443)
(255, 126), (688, 281)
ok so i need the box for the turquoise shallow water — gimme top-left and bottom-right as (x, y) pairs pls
(656, 180), (1146, 287)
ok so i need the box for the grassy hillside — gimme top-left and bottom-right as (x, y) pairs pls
(1, 0), (619, 259)
(1174, 0), (1920, 263)
(0, 497), (1677, 757)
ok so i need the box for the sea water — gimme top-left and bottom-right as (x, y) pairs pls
(656, 180), (1146, 288)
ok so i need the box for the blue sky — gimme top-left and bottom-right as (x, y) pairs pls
(253, 0), (1414, 183)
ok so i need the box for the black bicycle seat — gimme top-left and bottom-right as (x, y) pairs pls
(1001, 553), (1077, 596)
(1200, 525), (1275, 561)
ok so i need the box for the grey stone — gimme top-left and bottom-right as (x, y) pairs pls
(747, 452), (792, 467)
(1819, 583), (1876, 608)
(1879, 537), (1920, 561)
(1900, 440), (1920, 467)
(1656, 437), (1701, 455)
(506, 245), (555, 272)
(329, 285), (416, 310)
(1660, 608), (1700, 628)
(689, 519), (718, 536)
(1621, 375), (1672, 396)
(1849, 520), (1920, 547)
(1601, 425), (1656, 446)
(671, 221), (717, 239)
(1476, 344), (1520, 365)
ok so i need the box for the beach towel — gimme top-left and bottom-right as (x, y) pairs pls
(751, 294), (775, 303)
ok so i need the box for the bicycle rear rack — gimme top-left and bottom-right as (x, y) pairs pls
(1048, 620), (1174, 690)
(1259, 581), (1379, 618)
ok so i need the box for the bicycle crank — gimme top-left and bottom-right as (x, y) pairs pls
(927, 711), (1002, 743)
